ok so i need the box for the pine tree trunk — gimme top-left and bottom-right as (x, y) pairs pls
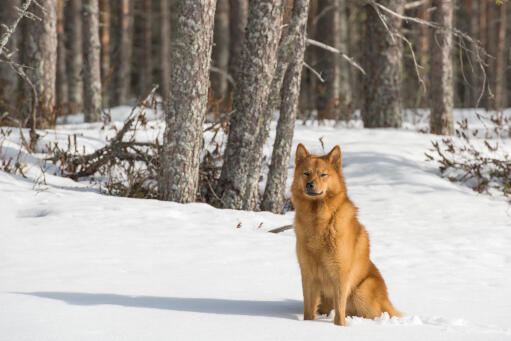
(211, 0), (230, 100)
(228, 0), (248, 92)
(217, 0), (284, 210)
(494, 4), (507, 110)
(99, 0), (111, 107)
(0, 0), (20, 115)
(262, 0), (310, 214)
(159, 0), (171, 104)
(21, 0), (58, 128)
(362, 0), (404, 128)
(56, 0), (68, 112)
(429, 0), (454, 136)
(141, 0), (153, 96)
(158, 0), (217, 203)
(83, 0), (102, 122)
(111, 0), (134, 106)
(65, 0), (84, 114)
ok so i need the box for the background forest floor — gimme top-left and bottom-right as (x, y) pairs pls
(1, 107), (511, 340)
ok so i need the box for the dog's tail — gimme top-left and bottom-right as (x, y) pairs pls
(384, 300), (403, 318)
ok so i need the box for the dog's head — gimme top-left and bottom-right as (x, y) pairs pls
(291, 143), (345, 201)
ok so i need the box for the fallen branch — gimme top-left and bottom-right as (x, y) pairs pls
(268, 224), (293, 233)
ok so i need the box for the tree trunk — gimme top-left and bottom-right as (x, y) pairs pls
(429, 0), (454, 136)
(141, 0), (153, 96)
(211, 0), (230, 101)
(362, 0), (404, 128)
(158, 0), (217, 203)
(316, 0), (350, 121)
(65, 0), (84, 114)
(21, 0), (58, 128)
(99, 0), (111, 107)
(111, 0), (134, 106)
(228, 0), (248, 93)
(217, 0), (284, 210)
(0, 0), (20, 116)
(262, 0), (310, 214)
(494, 3), (507, 110)
(56, 0), (68, 113)
(159, 0), (171, 104)
(82, 0), (102, 122)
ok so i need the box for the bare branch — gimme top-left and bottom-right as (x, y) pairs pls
(303, 61), (325, 83)
(0, 0), (34, 56)
(306, 38), (366, 75)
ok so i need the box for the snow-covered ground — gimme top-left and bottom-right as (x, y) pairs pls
(1, 108), (511, 340)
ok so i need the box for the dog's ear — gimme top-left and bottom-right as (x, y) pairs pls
(327, 145), (341, 169)
(295, 143), (310, 165)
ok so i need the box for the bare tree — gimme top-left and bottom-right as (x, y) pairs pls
(429, 0), (454, 135)
(65, 0), (84, 113)
(262, 0), (310, 213)
(211, 0), (230, 100)
(99, 0), (111, 107)
(217, 0), (284, 210)
(141, 0), (153, 97)
(56, 0), (68, 112)
(362, 0), (404, 128)
(158, 0), (217, 203)
(228, 0), (248, 90)
(20, 0), (58, 128)
(159, 0), (171, 104)
(0, 0), (20, 115)
(111, 0), (134, 106)
(494, 3), (507, 110)
(83, 0), (102, 122)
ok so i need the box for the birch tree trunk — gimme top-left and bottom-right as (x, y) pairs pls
(21, 0), (58, 128)
(0, 0), (20, 115)
(158, 0), (217, 203)
(362, 0), (404, 128)
(83, 0), (102, 122)
(429, 0), (454, 136)
(261, 0), (310, 214)
(217, 0), (284, 210)
(65, 0), (83, 114)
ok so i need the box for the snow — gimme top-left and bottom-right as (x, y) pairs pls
(1, 108), (511, 340)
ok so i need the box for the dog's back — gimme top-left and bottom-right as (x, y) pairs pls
(291, 144), (401, 326)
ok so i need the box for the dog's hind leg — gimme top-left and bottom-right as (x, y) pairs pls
(317, 292), (333, 315)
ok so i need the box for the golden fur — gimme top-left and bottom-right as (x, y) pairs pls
(291, 143), (401, 326)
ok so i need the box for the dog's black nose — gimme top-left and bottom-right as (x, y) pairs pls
(306, 182), (314, 191)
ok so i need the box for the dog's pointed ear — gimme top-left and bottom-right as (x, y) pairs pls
(295, 143), (310, 165)
(327, 145), (341, 169)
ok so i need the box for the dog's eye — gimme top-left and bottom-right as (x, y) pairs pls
(304, 172), (310, 176)
(320, 173), (328, 177)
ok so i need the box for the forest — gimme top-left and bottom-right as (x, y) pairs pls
(1, 1), (511, 339)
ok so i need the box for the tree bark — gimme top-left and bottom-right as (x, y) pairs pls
(216, 0), (284, 210)
(99, 0), (111, 107)
(494, 3), (507, 110)
(159, 0), (171, 104)
(0, 0), (20, 115)
(211, 0), (230, 100)
(228, 0), (248, 92)
(158, 0), (217, 203)
(362, 0), (404, 128)
(141, 0), (153, 97)
(56, 0), (68, 112)
(429, 0), (454, 136)
(65, 0), (84, 113)
(21, 0), (58, 128)
(262, 0), (310, 214)
(83, 0), (102, 122)
(111, 0), (134, 106)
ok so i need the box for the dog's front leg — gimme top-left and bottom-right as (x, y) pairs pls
(333, 279), (351, 326)
(302, 276), (320, 320)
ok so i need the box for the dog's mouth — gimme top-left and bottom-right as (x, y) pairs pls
(305, 190), (324, 197)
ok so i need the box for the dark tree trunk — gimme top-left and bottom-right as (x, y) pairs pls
(158, 0), (217, 203)
(262, 0), (310, 214)
(362, 0), (404, 128)
(141, 0), (153, 96)
(429, 0), (454, 136)
(159, 0), (171, 104)
(111, 0), (134, 106)
(217, 0), (284, 210)
(211, 0), (230, 100)
(0, 0), (20, 115)
(494, 3), (507, 110)
(56, 0), (68, 112)
(21, 0), (58, 128)
(65, 0), (84, 114)
(83, 0), (102, 122)
(99, 0), (111, 107)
